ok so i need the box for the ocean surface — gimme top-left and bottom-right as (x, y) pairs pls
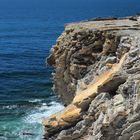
(0, 0), (140, 139)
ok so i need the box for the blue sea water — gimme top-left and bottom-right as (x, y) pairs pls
(0, 0), (140, 139)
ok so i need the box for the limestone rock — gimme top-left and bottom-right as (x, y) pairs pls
(44, 15), (140, 140)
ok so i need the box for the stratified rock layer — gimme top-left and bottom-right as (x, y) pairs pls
(44, 15), (140, 140)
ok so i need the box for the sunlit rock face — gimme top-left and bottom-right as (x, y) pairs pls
(44, 15), (140, 140)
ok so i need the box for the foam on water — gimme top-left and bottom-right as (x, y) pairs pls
(24, 101), (64, 124)
(0, 101), (64, 140)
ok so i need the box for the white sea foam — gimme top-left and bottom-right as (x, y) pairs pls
(28, 99), (42, 103)
(24, 101), (64, 124)
(2, 105), (17, 109)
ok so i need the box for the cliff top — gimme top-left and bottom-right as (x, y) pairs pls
(65, 16), (140, 35)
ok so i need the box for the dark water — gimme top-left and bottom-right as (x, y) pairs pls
(0, 0), (140, 139)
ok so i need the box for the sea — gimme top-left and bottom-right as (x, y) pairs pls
(0, 0), (140, 139)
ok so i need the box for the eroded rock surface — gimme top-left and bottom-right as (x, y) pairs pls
(44, 15), (140, 140)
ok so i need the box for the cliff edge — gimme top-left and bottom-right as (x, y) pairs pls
(44, 15), (140, 140)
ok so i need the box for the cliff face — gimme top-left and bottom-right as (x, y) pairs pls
(44, 16), (140, 140)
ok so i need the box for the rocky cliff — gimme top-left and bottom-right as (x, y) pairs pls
(44, 15), (140, 140)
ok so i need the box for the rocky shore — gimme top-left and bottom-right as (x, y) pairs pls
(44, 15), (140, 140)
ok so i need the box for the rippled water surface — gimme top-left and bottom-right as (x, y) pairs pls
(0, 0), (140, 139)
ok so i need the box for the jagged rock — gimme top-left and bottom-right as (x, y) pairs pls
(44, 15), (140, 140)
(43, 105), (82, 138)
(113, 94), (124, 106)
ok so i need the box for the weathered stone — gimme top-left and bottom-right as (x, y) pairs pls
(133, 130), (140, 140)
(113, 94), (124, 106)
(44, 15), (140, 140)
(43, 105), (81, 137)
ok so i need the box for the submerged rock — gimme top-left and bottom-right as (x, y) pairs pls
(44, 15), (140, 140)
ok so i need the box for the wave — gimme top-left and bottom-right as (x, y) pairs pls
(0, 101), (64, 139)
(24, 101), (64, 124)
(1, 105), (17, 110)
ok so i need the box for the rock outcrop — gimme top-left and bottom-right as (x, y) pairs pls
(44, 15), (140, 140)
